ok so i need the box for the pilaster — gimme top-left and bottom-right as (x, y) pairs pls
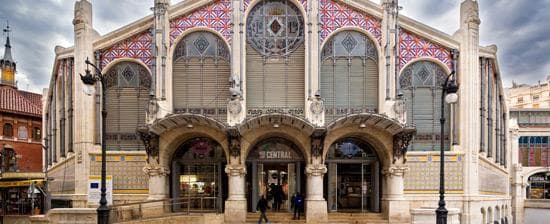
(72, 0), (96, 199)
(224, 164), (247, 223)
(143, 165), (170, 200)
(152, 0), (170, 119)
(305, 163), (328, 223)
(381, 0), (398, 118)
(383, 165), (410, 223)
(305, 0), (321, 124)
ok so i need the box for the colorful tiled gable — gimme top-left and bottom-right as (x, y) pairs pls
(170, 0), (232, 45)
(243, 0), (307, 12)
(319, 0), (382, 44)
(100, 32), (153, 69)
(399, 30), (453, 71)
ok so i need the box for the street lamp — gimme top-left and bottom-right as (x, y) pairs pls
(80, 57), (109, 224)
(436, 71), (459, 224)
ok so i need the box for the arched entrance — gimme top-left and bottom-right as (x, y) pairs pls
(170, 137), (227, 212)
(246, 137), (306, 212)
(325, 138), (381, 213)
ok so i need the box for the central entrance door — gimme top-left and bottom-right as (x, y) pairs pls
(246, 137), (305, 212)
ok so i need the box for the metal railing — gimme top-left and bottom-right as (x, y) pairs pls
(109, 196), (221, 223)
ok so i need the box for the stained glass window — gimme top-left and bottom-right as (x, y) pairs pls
(246, 0), (305, 57)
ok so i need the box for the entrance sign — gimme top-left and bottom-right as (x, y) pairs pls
(258, 150), (292, 159)
(88, 175), (113, 206)
(247, 138), (303, 162)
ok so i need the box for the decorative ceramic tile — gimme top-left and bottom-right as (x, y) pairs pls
(100, 32), (153, 69)
(243, 0), (307, 12)
(319, 0), (382, 44)
(91, 160), (148, 190)
(170, 0), (232, 45)
(399, 30), (453, 71)
(405, 156), (463, 191)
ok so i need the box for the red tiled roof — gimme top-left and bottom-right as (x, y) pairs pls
(0, 84), (42, 117)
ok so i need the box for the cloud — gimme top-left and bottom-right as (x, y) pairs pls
(0, 0), (548, 93)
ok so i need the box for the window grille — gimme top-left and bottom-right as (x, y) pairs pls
(399, 61), (450, 151)
(320, 31), (378, 121)
(104, 62), (151, 151)
(172, 32), (230, 122)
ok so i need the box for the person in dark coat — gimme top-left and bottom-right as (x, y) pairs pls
(256, 195), (269, 223)
(292, 192), (304, 220)
(273, 185), (283, 211)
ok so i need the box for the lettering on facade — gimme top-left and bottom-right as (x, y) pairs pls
(247, 107), (305, 116)
(258, 151), (292, 160)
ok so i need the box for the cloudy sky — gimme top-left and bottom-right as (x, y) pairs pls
(0, 0), (548, 93)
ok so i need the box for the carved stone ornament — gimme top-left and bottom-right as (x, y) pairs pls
(143, 165), (170, 177)
(392, 129), (416, 164)
(305, 164), (327, 176)
(310, 128), (327, 157)
(137, 125), (160, 163)
(382, 165), (409, 177)
(310, 100), (324, 115)
(225, 164), (246, 177)
(228, 100), (242, 115)
(227, 127), (241, 157)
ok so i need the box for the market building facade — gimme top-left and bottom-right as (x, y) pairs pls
(43, 0), (511, 223)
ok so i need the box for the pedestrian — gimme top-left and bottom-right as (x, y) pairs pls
(256, 195), (269, 223)
(293, 192), (304, 220)
(273, 185), (283, 212)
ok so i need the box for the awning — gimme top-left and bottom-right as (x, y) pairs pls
(0, 179), (44, 188)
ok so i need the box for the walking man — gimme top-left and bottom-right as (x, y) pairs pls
(293, 192), (304, 220)
(257, 195), (269, 223)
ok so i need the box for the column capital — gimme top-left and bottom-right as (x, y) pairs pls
(143, 165), (170, 177)
(382, 165), (409, 177)
(305, 164), (327, 176)
(225, 164), (247, 177)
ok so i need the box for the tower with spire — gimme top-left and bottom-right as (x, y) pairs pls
(1, 23), (16, 87)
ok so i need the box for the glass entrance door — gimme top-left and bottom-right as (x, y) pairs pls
(252, 163), (298, 212)
(328, 162), (378, 212)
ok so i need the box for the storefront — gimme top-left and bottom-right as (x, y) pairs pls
(246, 137), (305, 212)
(527, 172), (550, 199)
(325, 138), (381, 212)
(170, 137), (227, 212)
(0, 179), (44, 216)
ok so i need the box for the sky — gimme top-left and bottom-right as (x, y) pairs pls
(0, 0), (549, 93)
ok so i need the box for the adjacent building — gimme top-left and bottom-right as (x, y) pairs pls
(0, 26), (44, 218)
(42, 0), (510, 223)
(507, 81), (550, 224)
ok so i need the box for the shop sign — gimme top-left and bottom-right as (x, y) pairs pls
(87, 175), (113, 206)
(0, 179), (44, 188)
(258, 150), (292, 160)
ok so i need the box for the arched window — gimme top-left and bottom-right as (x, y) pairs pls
(32, 127), (41, 141)
(0, 145), (17, 172)
(172, 31), (230, 122)
(18, 126), (27, 140)
(399, 61), (450, 151)
(321, 31), (378, 121)
(104, 62), (151, 151)
(3, 123), (13, 137)
(246, 0), (305, 116)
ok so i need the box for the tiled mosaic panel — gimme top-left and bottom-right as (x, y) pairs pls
(100, 31), (153, 69)
(479, 164), (507, 194)
(399, 30), (453, 71)
(48, 158), (76, 194)
(90, 155), (148, 190)
(170, 0), (232, 45)
(243, 0), (307, 12)
(405, 155), (463, 190)
(319, 0), (382, 44)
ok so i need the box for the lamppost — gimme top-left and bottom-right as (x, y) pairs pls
(436, 71), (459, 224)
(80, 57), (109, 224)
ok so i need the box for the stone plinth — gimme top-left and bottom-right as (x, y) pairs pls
(30, 208), (97, 224)
(306, 200), (328, 223)
(224, 199), (247, 223)
(411, 207), (460, 224)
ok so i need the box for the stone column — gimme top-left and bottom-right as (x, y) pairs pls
(144, 165), (170, 200)
(224, 164), (247, 223)
(305, 164), (328, 223)
(382, 165), (410, 223)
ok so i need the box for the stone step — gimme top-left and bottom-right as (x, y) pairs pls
(245, 212), (389, 224)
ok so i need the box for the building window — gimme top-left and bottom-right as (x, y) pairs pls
(3, 123), (13, 137)
(517, 97), (524, 103)
(519, 136), (550, 167)
(399, 61), (450, 151)
(18, 126), (28, 140)
(0, 145), (17, 172)
(527, 172), (550, 199)
(32, 127), (41, 141)
(533, 95), (540, 101)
